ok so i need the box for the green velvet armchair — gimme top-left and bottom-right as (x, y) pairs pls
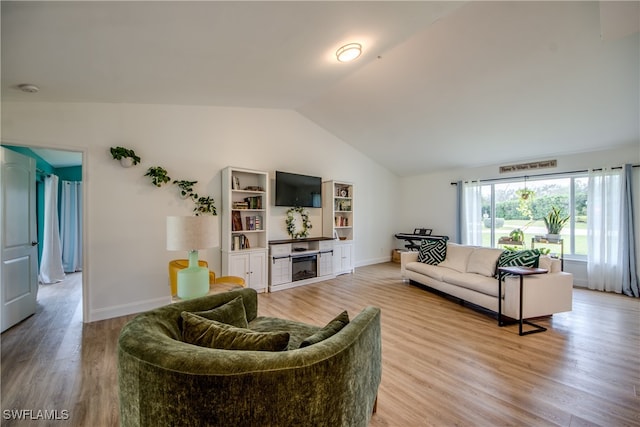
(118, 288), (382, 427)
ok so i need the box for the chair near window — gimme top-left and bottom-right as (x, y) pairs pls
(168, 259), (245, 296)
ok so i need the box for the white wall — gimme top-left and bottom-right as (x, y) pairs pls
(1, 101), (401, 321)
(4, 100), (636, 319)
(396, 143), (640, 286)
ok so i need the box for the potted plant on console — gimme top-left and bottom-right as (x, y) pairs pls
(544, 206), (570, 242)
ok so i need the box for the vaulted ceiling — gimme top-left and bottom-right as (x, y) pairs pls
(2, 1), (638, 176)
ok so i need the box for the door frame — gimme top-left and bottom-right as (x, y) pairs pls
(1, 140), (88, 323)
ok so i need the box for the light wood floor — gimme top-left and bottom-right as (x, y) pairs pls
(1, 264), (639, 426)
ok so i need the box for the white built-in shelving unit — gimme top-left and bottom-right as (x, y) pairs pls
(322, 181), (354, 275)
(221, 167), (269, 292)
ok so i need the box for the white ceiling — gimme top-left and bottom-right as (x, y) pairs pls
(2, 1), (638, 176)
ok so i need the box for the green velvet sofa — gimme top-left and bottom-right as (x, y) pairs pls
(118, 288), (382, 427)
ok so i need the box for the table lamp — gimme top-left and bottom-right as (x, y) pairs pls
(166, 215), (218, 299)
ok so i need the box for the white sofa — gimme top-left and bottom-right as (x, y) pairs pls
(401, 243), (573, 320)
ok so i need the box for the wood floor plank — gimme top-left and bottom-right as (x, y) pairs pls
(1, 264), (639, 426)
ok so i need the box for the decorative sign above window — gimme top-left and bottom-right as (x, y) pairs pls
(499, 159), (557, 174)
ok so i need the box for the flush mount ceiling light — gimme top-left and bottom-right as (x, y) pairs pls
(17, 83), (39, 93)
(336, 43), (362, 63)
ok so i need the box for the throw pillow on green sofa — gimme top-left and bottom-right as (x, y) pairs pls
(181, 312), (290, 351)
(299, 311), (349, 348)
(191, 295), (249, 328)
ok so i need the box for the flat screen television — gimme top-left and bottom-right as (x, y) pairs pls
(275, 171), (322, 208)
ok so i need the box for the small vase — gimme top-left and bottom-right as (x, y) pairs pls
(546, 233), (560, 242)
(120, 157), (134, 168)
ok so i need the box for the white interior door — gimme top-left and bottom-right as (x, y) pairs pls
(1, 148), (38, 332)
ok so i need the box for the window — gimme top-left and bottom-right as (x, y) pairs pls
(474, 175), (588, 257)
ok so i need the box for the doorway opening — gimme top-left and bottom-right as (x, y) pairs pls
(1, 144), (85, 325)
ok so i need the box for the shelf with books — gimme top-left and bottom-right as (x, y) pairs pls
(222, 167), (269, 292)
(322, 180), (354, 275)
(231, 210), (265, 233)
(334, 215), (350, 228)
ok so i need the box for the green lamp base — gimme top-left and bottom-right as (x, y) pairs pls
(177, 250), (209, 299)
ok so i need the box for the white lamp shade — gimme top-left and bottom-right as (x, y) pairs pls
(166, 216), (219, 251)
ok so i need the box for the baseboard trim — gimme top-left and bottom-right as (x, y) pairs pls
(269, 274), (336, 292)
(356, 256), (392, 268)
(572, 278), (588, 287)
(86, 296), (171, 322)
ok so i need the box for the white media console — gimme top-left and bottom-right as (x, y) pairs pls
(268, 238), (336, 292)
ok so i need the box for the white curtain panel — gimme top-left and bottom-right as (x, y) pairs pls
(39, 175), (65, 284)
(587, 168), (623, 293)
(621, 165), (639, 297)
(60, 180), (82, 273)
(461, 181), (483, 246)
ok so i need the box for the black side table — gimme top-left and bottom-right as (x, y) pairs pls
(497, 266), (548, 336)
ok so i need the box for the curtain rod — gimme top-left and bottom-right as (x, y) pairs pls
(450, 164), (640, 185)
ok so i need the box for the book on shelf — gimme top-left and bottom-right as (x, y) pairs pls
(335, 216), (349, 227)
(232, 234), (251, 250)
(243, 215), (263, 231)
(244, 196), (262, 209)
(246, 216), (255, 231)
(232, 211), (243, 231)
(233, 201), (249, 209)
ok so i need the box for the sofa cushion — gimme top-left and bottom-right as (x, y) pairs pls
(537, 255), (561, 273)
(418, 239), (447, 265)
(299, 311), (350, 348)
(406, 261), (446, 282)
(441, 270), (501, 298)
(466, 248), (504, 277)
(191, 295), (248, 328)
(181, 312), (289, 351)
(438, 243), (475, 273)
(497, 249), (540, 271)
(538, 255), (552, 272)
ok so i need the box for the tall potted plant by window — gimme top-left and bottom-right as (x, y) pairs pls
(544, 206), (570, 242)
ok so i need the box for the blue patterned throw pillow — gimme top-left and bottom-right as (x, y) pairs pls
(418, 239), (447, 265)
